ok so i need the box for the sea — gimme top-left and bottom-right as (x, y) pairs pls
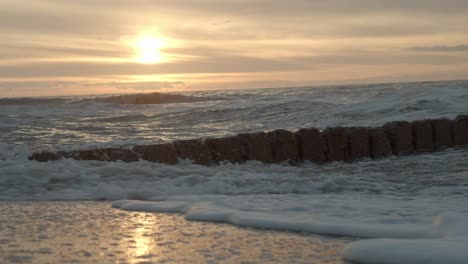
(1, 80), (468, 263)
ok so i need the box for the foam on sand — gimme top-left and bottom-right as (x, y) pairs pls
(113, 198), (468, 264)
(343, 213), (468, 264)
(112, 198), (436, 239)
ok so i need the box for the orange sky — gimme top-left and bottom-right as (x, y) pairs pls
(1, 0), (468, 97)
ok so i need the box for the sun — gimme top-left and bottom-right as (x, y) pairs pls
(134, 36), (165, 64)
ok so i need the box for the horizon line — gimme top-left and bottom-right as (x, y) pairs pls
(1, 78), (467, 99)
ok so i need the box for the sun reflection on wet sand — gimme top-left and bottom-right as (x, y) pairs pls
(0, 202), (351, 263)
(126, 213), (160, 263)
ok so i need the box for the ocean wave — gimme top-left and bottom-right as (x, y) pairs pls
(1, 148), (466, 200)
(0, 97), (71, 106)
(90, 92), (222, 105)
(85, 114), (153, 123)
(1, 80), (467, 155)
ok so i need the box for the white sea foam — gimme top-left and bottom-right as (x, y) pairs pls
(111, 196), (438, 238)
(1, 148), (466, 200)
(342, 213), (468, 264)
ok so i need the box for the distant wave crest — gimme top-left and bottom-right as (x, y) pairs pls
(0, 92), (222, 106)
(93, 92), (221, 105)
(0, 98), (69, 106)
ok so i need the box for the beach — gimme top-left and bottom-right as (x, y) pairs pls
(1, 81), (468, 263)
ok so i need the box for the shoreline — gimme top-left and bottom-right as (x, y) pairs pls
(0, 201), (352, 264)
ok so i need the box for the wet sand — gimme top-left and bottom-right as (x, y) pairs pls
(0, 201), (352, 263)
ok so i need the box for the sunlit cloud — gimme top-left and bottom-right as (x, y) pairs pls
(0, 0), (467, 97)
(408, 44), (468, 52)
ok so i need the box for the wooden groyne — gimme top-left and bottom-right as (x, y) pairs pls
(30, 115), (468, 165)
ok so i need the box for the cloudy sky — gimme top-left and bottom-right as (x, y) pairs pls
(1, 0), (468, 97)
